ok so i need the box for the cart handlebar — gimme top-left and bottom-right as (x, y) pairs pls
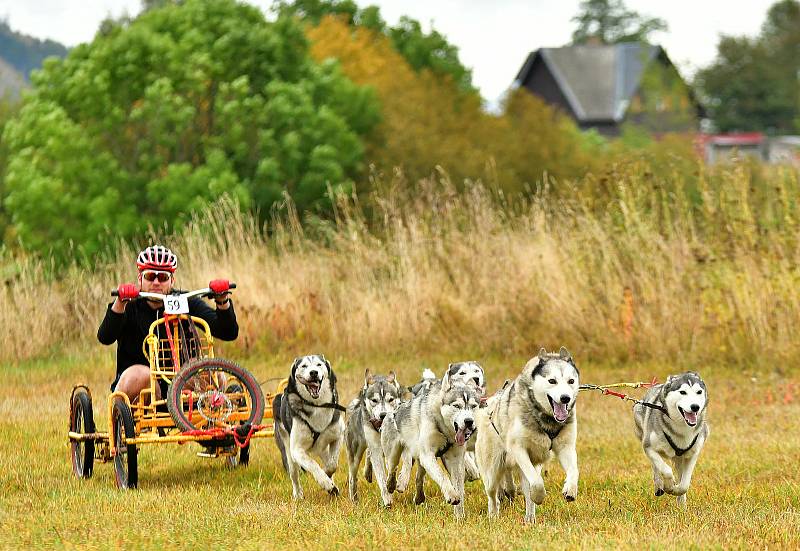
(111, 283), (237, 299)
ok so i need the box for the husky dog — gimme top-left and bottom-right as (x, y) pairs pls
(382, 370), (481, 519)
(345, 369), (404, 507)
(272, 355), (346, 499)
(633, 372), (710, 506)
(409, 362), (487, 483)
(475, 347), (580, 523)
(410, 362), (486, 397)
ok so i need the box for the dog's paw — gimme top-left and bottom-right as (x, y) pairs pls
(443, 488), (461, 506)
(676, 494), (687, 507)
(327, 484), (340, 497)
(381, 493), (393, 509)
(562, 483), (577, 502)
(531, 484), (546, 506)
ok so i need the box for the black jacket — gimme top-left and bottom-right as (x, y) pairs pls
(97, 296), (238, 389)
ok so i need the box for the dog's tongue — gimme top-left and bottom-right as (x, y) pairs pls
(370, 418), (383, 430)
(683, 411), (698, 425)
(553, 402), (569, 422)
(455, 427), (467, 446)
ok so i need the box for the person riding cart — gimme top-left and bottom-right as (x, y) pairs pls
(97, 245), (238, 401)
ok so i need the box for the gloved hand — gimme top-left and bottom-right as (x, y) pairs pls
(209, 279), (231, 299)
(117, 283), (139, 301)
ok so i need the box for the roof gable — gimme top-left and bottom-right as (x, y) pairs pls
(516, 43), (665, 123)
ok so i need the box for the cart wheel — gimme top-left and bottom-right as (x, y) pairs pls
(69, 387), (95, 479)
(112, 397), (138, 489)
(167, 358), (265, 433)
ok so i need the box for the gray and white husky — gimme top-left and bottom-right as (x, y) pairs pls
(475, 347), (580, 523)
(345, 369), (404, 507)
(382, 370), (481, 519)
(272, 355), (346, 499)
(410, 361), (487, 481)
(633, 371), (710, 507)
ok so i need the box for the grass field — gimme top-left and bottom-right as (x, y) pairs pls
(1, 351), (798, 550)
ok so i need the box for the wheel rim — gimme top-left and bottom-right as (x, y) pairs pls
(72, 407), (85, 471)
(114, 412), (129, 488)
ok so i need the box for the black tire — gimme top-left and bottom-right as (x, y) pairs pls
(69, 387), (95, 479)
(166, 358), (265, 433)
(112, 397), (138, 489)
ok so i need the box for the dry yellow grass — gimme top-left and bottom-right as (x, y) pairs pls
(1, 164), (799, 368)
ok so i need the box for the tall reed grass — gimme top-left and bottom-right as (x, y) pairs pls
(2, 158), (798, 367)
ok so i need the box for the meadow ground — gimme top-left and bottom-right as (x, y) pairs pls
(1, 351), (798, 550)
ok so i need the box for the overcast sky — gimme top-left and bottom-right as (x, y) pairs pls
(0, 0), (779, 106)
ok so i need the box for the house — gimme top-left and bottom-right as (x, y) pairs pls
(696, 133), (800, 165)
(514, 42), (703, 136)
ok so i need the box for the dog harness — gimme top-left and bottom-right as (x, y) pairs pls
(663, 430), (700, 456)
(432, 416), (455, 458)
(281, 386), (345, 446)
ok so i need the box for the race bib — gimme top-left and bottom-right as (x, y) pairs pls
(163, 295), (189, 315)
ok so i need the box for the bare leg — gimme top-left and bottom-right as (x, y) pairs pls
(115, 364), (155, 403)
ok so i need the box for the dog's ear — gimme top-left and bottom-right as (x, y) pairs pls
(559, 347), (573, 362)
(447, 363), (460, 377)
(290, 357), (302, 379)
(387, 370), (397, 384)
(441, 368), (452, 391)
(326, 358), (337, 386)
(364, 368), (373, 387)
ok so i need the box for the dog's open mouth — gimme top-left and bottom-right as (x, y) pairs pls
(548, 396), (570, 423)
(679, 406), (698, 427)
(369, 418), (383, 431)
(454, 423), (475, 446)
(297, 376), (322, 399)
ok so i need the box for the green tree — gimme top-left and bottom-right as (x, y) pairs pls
(695, 0), (799, 133)
(2, 0), (379, 259)
(571, 0), (667, 44)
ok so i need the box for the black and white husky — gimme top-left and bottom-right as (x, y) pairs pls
(382, 369), (481, 519)
(633, 372), (710, 506)
(272, 355), (346, 499)
(345, 369), (404, 507)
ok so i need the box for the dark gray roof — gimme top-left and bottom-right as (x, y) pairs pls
(515, 42), (662, 123)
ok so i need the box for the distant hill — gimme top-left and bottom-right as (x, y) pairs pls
(0, 56), (27, 100)
(0, 19), (67, 76)
(0, 19), (67, 100)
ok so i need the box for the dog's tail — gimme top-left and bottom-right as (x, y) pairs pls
(422, 368), (436, 380)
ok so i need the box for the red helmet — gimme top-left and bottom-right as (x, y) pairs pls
(136, 245), (178, 272)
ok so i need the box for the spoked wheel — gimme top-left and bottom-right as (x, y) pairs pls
(167, 358), (265, 436)
(69, 386), (95, 479)
(112, 396), (138, 489)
